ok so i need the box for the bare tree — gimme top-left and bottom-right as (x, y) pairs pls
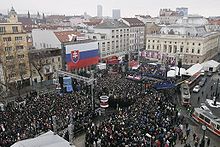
(0, 61), (18, 97)
(29, 51), (50, 83)
(16, 61), (29, 97)
(0, 43), (14, 95)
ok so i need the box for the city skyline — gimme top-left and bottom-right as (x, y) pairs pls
(1, 0), (220, 17)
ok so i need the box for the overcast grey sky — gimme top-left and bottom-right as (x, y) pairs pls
(1, 0), (220, 17)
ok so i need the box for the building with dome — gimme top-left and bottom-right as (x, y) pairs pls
(160, 15), (209, 37)
(176, 15), (209, 26)
(144, 15), (220, 65)
(146, 32), (220, 65)
(145, 32), (219, 65)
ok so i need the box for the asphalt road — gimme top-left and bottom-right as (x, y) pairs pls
(187, 72), (220, 146)
(190, 72), (220, 117)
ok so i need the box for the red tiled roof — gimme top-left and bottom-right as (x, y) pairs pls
(46, 15), (66, 19)
(18, 17), (33, 26)
(83, 18), (103, 26)
(208, 19), (220, 25)
(54, 31), (81, 43)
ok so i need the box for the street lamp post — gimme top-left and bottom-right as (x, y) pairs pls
(201, 125), (206, 147)
(137, 31), (140, 65)
(176, 53), (182, 78)
(52, 115), (57, 135)
(214, 78), (219, 106)
(146, 133), (152, 147)
(128, 48), (131, 70)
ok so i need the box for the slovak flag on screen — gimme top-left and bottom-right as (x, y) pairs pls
(71, 50), (80, 63)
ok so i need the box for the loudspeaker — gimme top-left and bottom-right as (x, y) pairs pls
(59, 76), (63, 89)
(177, 60), (182, 68)
(59, 76), (63, 84)
(125, 54), (128, 61)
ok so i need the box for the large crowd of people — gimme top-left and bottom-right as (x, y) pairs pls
(0, 61), (214, 147)
(95, 73), (141, 107)
(139, 63), (169, 80)
(0, 69), (143, 147)
(0, 89), (93, 147)
(85, 89), (184, 146)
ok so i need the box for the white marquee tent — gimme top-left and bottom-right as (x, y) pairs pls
(167, 66), (186, 77)
(11, 131), (74, 147)
(185, 63), (203, 76)
(201, 60), (220, 72)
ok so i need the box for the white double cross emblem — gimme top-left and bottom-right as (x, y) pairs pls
(72, 52), (78, 58)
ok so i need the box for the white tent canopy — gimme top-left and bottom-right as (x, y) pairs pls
(201, 60), (220, 72)
(11, 131), (73, 147)
(185, 63), (203, 76)
(167, 66), (186, 77)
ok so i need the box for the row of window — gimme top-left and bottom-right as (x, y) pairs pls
(3, 36), (23, 42)
(148, 45), (201, 54)
(112, 34), (129, 38)
(16, 45), (24, 50)
(4, 46), (24, 51)
(130, 28), (144, 32)
(18, 54), (25, 59)
(6, 54), (25, 60)
(0, 27), (6, 33)
(101, 45), (128, 52)
(51, 57), (61, 62)
(112, 29), (129, 33)
(0, 26), (19, 33)
(6, 63), (26, 69)
(102, 40), (129, 45)
(184, 59), (200, 64)
(44, 57), (61, 64)
(130, 33), (144, 38)
(102, 49), (127, 54)
(148, 39), (201, 46)
(130, 39), (144, 44)
(38, 43), (52, 48)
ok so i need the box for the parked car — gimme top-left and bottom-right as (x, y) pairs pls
(193, 85), (201, 93)
(199, 77), (207, 87)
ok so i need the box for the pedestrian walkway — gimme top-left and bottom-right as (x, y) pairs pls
(175, 108), (219, 147)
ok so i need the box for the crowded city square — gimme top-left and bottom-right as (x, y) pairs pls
(1, 60), (220, 147)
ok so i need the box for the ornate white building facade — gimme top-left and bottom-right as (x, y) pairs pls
(145, 33), (219, 65)
(144, 15), (220, 65)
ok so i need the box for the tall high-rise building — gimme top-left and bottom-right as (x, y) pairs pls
(97, 5), (103, 18)
(112, 9), (121, 20)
